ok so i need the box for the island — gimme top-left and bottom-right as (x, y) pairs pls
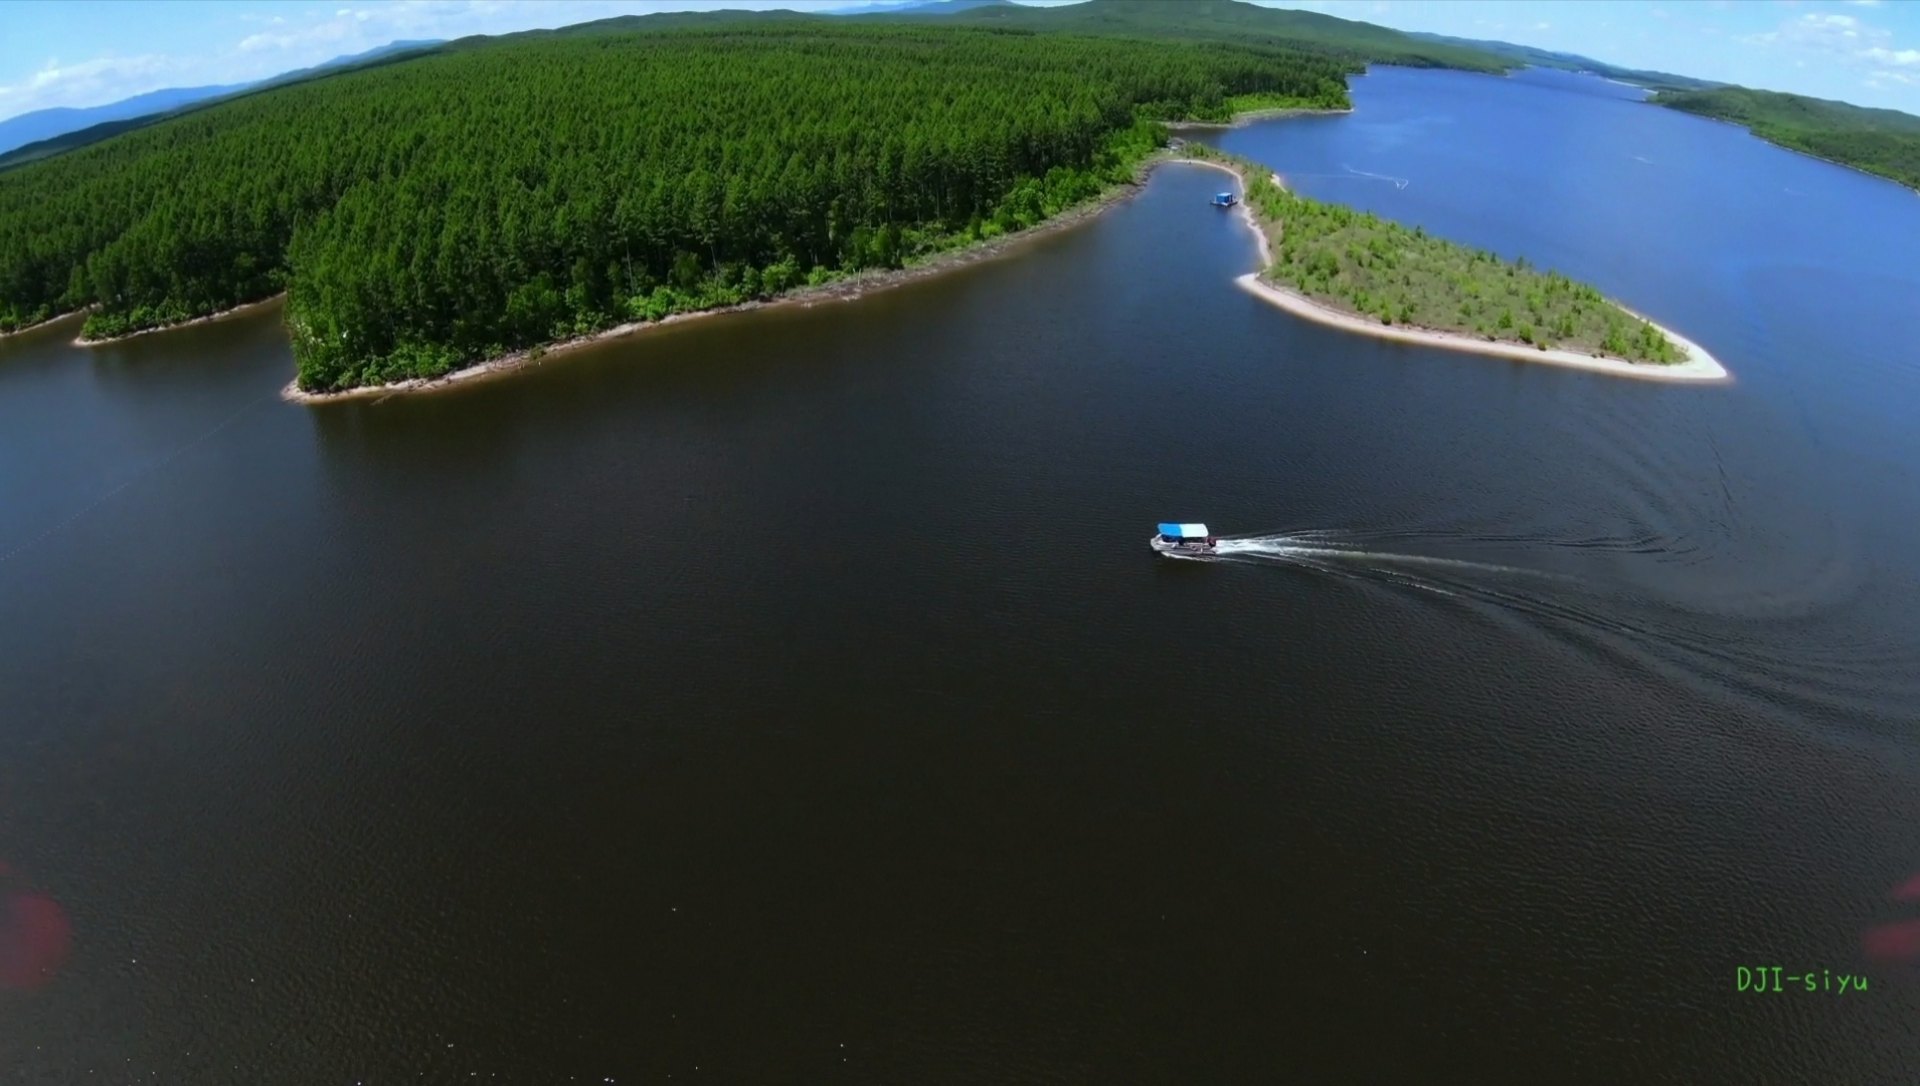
(1177, 145), (1726, 381)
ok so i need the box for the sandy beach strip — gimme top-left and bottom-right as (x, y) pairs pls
(1167, 106), (1352, 129)
(1234, 274), (1729, 382)
(0, 306), (92, 341)
(74, 294), (285, 347)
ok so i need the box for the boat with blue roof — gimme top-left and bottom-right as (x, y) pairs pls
(1151, 523), (1216, 558)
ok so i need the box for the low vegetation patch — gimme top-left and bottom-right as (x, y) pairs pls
(1187, 145), (1683, 364)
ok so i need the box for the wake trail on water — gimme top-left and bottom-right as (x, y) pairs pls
(1282, 166), (1411, 191)
(1207, 531), (1760, 655)
(1196, 529), (1920, 729)
(1209, 531), (1558, 593)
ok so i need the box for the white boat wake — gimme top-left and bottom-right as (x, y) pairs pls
(1280, 166), (1411, 191)
(1342, 164), (1410, 190)
(1181, 530), (1569, 600)
(1166, 528), (1920, 727)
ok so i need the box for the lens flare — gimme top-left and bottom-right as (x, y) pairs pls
(0, 865), (72, 991)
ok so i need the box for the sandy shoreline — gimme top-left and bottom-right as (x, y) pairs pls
(73, 294), (285, 347)
(0, 306), (93, 341)
(1167, 106), (1352, 129)
(284, 157), (1177, 404)
(1234, 275), (1728, 382)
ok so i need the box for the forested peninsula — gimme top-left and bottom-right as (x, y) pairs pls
(0, 23), (1360, 391)
(1181, 145), (1724, 378)
(1653, 86), (1920, 192)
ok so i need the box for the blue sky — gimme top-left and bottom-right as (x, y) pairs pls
(3, 0), (1918, 123)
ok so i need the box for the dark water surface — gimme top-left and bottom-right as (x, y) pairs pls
(4, 67), (1919, 1082)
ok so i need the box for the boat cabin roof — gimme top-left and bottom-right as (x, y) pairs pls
(1158, 523), (1210, 539)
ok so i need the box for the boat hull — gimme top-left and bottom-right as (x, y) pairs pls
(1149, 536), (1216, 559)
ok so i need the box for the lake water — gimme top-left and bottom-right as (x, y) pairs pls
(3, 66), (1918, 1082)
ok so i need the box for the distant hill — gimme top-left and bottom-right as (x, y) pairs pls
(1405, 32), (1715, 91)
(0, 83), (244, 156)
(478, 7), (817, 44)
(0, 39), (443, 166)
(1654, 85), (1920, 190)
(875, 0), (1510, 72)
(250, 40), (444, 92)
(825, 0), (1008, 13)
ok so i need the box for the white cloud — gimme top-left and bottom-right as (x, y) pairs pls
(1731, 7), (1920, 108)
(0, 0), (511, 117)
(1533, 22), (1550, 31)
(0, 54), (183, 116)
(1862, 47), (1920, 67)
(1744, 11), (1858, 45)
(1743, 9), (1920, 80)
(240, 3), (463, 56)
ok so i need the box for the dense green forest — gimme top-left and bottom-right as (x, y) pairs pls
(1185, 146), (1684, 364)
(0, 23), (1363, 390)
(1654, 86), (1920, 191)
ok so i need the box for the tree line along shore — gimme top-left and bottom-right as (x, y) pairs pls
(1, 17), (1715, 393)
